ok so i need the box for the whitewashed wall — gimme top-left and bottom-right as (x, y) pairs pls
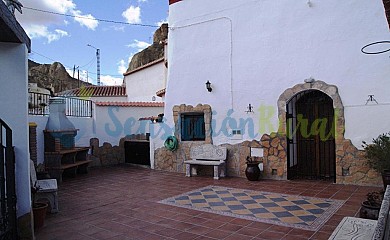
(163, 0), (390, 149)
(95, 105), (164, 144)
(0, 43), (30, 217)
(124, 61), (166, 102)
(90, 96), (128, 102)
(29, 105), (163, 163)
(28, 116), (94, 165)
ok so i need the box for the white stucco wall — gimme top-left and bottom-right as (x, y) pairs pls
(163, 0), (390, 149)
(124, 61), (166, 102)
(95, 106), (164, 145)
(28, 115), (94, 165)
(90, 96), (128, 102)
(0, 42), (30, 217)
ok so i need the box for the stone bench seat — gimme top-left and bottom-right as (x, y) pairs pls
(184, 144), (227, 180)
(329, 185), (390, 240)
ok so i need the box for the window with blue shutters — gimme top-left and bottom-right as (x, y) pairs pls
(181, 113), (205, 141)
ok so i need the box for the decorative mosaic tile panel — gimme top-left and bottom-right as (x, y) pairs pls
(159, 185), (345, 231)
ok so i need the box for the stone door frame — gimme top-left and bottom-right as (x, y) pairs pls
(277, 80), (345, 183)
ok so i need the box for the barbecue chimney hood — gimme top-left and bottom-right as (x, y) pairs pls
(44, 97), (78, 152)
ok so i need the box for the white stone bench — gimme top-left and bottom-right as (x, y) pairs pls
(184, 144), (227, 180)
(329, 186), (390, 240)
(30, 160), (59, 213)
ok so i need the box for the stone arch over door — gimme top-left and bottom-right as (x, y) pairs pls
(277, 81), (345, 183)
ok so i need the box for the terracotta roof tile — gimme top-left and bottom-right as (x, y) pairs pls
(58, 86), (126, 97)
(95, 101), (164, 107)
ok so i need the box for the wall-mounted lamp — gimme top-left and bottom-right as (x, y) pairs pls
(205, 81), (212, 92)
(246, 104), (254, 113)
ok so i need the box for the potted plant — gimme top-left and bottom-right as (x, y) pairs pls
(245, 156), (262, 181)
(362, 132), (390, 190)
(31, 184), (48, 230)
(359, 190), (384, 220)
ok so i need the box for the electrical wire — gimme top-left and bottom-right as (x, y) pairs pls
(30, 50), (124, 79)
(24, 6), (160, 28)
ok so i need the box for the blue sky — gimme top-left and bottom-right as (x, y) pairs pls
(14, 0), (168, 86)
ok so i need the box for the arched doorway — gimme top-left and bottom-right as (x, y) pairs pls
(286, 90), (336, 182)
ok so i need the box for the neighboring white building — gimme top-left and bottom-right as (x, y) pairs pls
(154, 0), (390, 185)
(124, 58), (167, 103)
(28, 83), (51, 114)
(0, 1), (33, 238)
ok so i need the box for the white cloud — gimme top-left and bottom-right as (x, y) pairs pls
(122, 5), (141, 24)
(118, 59), (127, 75)
(138, 0), (148, 3)
(26, 25), (69, 43)
(126, 40), (151, 52)
(14, 0), (98, 39)
(156, 18), (168, 27)
(101, 75), (123, 86)
(103, 25), (125, 32)
(71, 10), (98, 30)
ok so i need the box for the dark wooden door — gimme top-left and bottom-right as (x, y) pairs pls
(287, 90), (335, 181)
(125, 141), (150, 166)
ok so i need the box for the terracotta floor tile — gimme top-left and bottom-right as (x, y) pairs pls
(186, 225), (213, 235)
(35, 165), (381, 240)
(255, 230), (286, 240)
(204, 229), (233, 239)
(217, 222), (244, 233)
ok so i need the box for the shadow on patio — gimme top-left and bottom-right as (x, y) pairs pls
(36, 165), (380, 240)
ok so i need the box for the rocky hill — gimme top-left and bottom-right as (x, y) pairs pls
(126, 23), (168, 72)
(28, 60), (91, 93)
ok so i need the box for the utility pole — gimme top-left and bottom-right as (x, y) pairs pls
(87, 44), (100, 86)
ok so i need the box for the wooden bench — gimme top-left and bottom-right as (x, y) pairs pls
(184, 144), (227, 180)
(329, 185), (390, 240)
(45, 147), (92, 183)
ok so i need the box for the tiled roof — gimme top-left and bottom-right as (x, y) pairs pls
(95, 101), (164, 107)
(156, 88), (166, 97)
(383, 0), (390, 30)
(58, 86), (126, 97)
(123, 58), (164, 76)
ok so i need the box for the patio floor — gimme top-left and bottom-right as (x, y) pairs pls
(35, 165), (380, 240)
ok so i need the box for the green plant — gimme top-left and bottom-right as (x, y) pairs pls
(246, 156), (262, 164)
(365, 191), (384, 208)
(362, 132), (390, 173)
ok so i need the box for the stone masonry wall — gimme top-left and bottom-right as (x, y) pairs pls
(155, 140), (263, 179)
(260, 133), (288, 180)
(89, 134), (149, 167)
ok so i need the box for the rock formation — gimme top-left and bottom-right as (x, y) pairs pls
(28, 60), (91, 93)
(126, 23), (168, 72)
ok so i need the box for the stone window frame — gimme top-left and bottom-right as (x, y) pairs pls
(172, 104), (212, 144)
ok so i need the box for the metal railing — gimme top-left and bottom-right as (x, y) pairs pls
(0, 119), (18, 240)
(28, 92), (50, 115)
(65, 97), (93, 118)
(28, 93), (93, 118)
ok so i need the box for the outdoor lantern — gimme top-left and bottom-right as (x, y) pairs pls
(206, 81), (212, 92)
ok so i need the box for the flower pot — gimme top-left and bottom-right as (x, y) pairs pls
(245, 162), (261, 181)
(382, 170), (390, 190)
(359, 201), (380, 220)
(33, 202), (48, 230)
